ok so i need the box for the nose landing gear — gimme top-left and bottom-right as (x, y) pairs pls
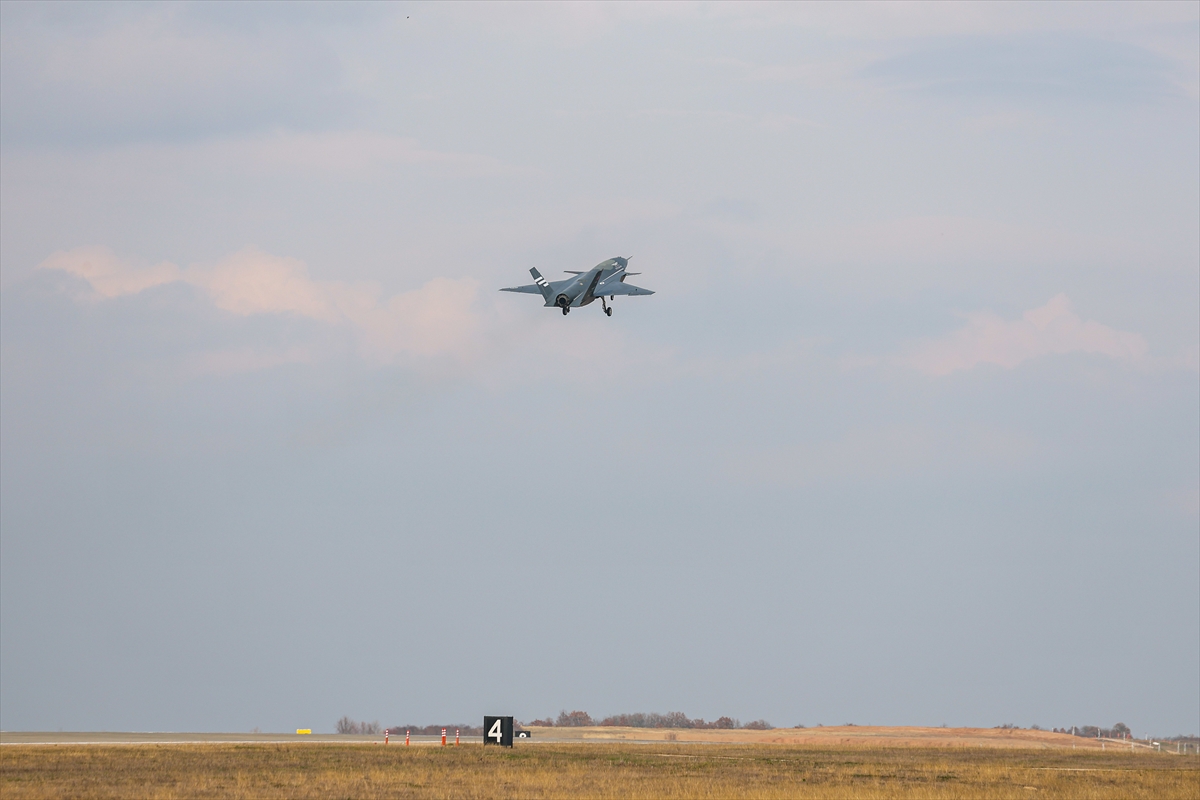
(601, 297), (613, 317)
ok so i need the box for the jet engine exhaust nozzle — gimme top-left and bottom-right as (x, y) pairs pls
(554, 294), (571, 308)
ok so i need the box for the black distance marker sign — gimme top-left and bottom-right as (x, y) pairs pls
(483, 715), (514, 747)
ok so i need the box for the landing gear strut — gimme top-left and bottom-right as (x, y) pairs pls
(602, 297), (613, 317)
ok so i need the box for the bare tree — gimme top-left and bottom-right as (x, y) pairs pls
(556, 710), (594, 727)
(336, 717), (381, 735)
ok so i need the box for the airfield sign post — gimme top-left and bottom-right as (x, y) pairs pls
(484, 716), (514, 747)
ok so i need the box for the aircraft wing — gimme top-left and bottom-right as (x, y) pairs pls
(499, 284), (544, 294)
(596, 281), (654, 296)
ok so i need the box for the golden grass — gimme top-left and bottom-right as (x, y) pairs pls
(2, 742), (1196, 799)
(524, 725), (1112, 749)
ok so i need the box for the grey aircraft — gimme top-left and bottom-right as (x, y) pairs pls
(500, 257), (654, 316)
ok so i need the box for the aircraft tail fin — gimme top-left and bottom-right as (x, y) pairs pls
(529, 267), (554, 301)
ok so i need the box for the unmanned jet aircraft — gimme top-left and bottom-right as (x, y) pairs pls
(500, 256), (654, 316)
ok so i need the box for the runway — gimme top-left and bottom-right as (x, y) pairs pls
(0, 731), (435, 745)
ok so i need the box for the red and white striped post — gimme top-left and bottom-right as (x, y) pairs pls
(385, 729), (389, 744)
(405, 730), (410, 746)
(455, 728), (460, 746)
(441, 728), (447, 746)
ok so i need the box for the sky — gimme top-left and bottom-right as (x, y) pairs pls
(1, 2), (1197, 737)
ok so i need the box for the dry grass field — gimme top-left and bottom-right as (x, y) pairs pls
(2, 741), (1196, 799)
(523, 725), (1118, 748)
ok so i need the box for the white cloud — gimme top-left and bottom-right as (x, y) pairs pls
(354, 276), (487, 362)
(193, 249), (342, 321)
(36, 246), (181, 298)
(899, 293), (1148, 375)
(38, 245), (490, 366)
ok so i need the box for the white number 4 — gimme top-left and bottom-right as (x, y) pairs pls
(488, 719), (503, 742)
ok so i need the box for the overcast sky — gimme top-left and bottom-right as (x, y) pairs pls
(2, 2), (1197, 736)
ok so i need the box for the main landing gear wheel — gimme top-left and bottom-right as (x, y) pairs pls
(605, 307), (612, 316)
(561, 306), (570, 315)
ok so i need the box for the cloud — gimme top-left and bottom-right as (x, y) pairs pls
(899, 294), (1148, 376)
(38, 246), (489, 366)
(862, 34), (1185, 104)
(0, 3), (354, 146)
(456, 2), (1198, 48)
(36, 246), (181, 298)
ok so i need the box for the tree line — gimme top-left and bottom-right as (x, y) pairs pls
(337, 716), (488, 736)
(1053, 723), (1131, 738)
(386, 724), (484, 736)
(996, 722), (1196, 741)
(523, 710), (773, 730)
